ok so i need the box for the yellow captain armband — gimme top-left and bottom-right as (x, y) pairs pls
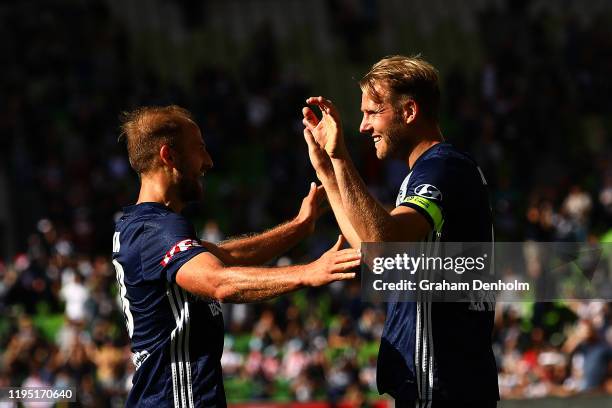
(401, 195), (444, 232)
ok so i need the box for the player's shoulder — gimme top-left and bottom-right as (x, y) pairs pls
(118, 202), (182, 222)
(412, 142), (479, 178)
(115, 203), (189, 234)
(415, 142), (476, 167)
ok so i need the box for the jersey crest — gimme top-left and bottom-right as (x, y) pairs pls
(414, 183), (442, 200)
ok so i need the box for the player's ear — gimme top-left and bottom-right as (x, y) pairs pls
(402, 99), (418, 125)
(159, 144), (176, 168)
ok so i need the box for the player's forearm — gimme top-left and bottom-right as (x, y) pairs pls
(317, 172), (362, 248)
(218, 219), (309, 265)
(331, 156), (396, 242)
(212, 264), (308, 303)
(178, 240), (359, 303)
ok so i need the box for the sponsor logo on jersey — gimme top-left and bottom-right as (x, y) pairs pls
(414, 184), (442, 200)
(160, 239), (202, 266)
(132, 349), (151, 369)
(208, 301), (223, 317)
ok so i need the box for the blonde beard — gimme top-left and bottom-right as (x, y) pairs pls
(379, 118), (412, 160)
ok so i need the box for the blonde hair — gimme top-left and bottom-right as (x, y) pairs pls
(119, 105), (194, 174)
(359, 55), (440, 119)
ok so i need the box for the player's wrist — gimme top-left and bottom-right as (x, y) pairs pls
(326, 131), (348, 158)
(292, 212), (314, 236)
(292, 263), (309, 287)
(315, 167), (335, 183)
(302, 260), (322, 287)
(330, 148), (350, 162)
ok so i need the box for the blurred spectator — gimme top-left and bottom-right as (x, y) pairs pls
(562, 319), (612, 392)
(59, 272), (90, 323)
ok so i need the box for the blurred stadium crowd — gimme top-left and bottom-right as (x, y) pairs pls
(1, 0), (611, 406)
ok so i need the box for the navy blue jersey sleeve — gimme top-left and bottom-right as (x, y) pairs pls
(398, 158), (447, 232)
(140, 213), (207, 282)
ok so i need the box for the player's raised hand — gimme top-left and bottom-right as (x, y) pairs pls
(303, 127), (334, 181)
(295, 181), (329, 234)
(304, 235), (360, 287)
(303, 96), (347, 159)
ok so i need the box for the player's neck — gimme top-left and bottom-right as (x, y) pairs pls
(406, 123), (444, 169)
(137, 173), (185, 213)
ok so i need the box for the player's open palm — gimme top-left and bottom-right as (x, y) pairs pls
(303, 96), (346, 159)
(306, 235), (360, 287)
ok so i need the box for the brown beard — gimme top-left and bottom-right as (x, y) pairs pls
(176, 166), (203, 203)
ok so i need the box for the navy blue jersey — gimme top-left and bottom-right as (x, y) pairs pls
(377, 143), (499, 402)
(112, 203), (226, 408)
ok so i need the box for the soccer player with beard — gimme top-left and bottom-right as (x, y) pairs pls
(112, 105), (361, 407)
(302, 56), (498, 407)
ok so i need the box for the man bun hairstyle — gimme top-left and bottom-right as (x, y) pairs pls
(119, 105), (194, 175)
(359, 55), (440, 120)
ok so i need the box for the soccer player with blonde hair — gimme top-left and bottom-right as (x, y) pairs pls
(303, 55), (498, 407)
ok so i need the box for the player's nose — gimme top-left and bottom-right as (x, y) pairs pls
(359, 116), (372, 134)
(203, 149), (213, 171)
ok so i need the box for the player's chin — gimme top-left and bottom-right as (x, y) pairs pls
(375, 144), (387, 160)
(195, 181), (205, 200)
(191, 188), (205, 203)
(180, 179), (204, 203)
